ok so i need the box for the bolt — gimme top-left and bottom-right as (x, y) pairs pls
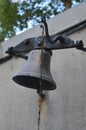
(38, 41), (42, 46)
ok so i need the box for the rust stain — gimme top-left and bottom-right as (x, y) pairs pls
(39, 94), (46, 110)
(38, 94), (46, 130)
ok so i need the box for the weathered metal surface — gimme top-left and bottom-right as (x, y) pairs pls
(5, 19), (85, 57)
(13, 50), (56, 91)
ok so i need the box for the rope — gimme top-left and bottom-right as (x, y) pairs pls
(37, 21), (45, 130)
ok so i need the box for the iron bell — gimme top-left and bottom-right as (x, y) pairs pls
(13, 50), (56, 90)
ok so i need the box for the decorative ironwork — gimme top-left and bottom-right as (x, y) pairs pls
(5, 17), (85, 59)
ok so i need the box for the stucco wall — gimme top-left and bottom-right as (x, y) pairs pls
(0, 3), (86, 130)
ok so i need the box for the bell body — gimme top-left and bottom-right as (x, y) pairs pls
(13, 50), (56, 90)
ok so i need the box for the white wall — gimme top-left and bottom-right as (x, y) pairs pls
(0, 3), (86, 130)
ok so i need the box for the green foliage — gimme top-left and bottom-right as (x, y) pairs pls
(0, 0), (82, 42)
(0, 0), (19, 41)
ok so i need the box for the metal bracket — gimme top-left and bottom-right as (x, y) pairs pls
(6, 17), (86, 59)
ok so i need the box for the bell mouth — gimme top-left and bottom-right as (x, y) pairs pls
(13, 75), (56, 90)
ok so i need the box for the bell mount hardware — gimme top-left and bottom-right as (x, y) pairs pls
(5, 17), (86, 92)
(5, 17), (86, 59)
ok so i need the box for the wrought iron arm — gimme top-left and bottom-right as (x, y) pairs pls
(6, 17), (85, 59)
(42, 17), (66, 44)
